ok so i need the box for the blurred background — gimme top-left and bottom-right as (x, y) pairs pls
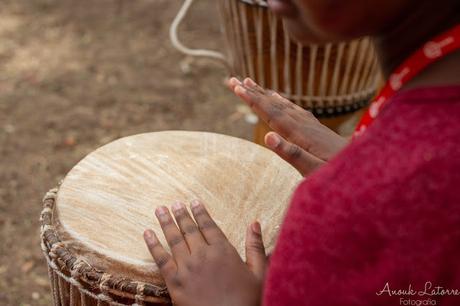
(0, 0), (253, 304)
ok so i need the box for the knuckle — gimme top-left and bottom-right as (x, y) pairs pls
(246, 88), (261, 101)
(156, 255), (171, 269)
(247, 241), (265, 253)
(174, 209), (190, 224)
(185, 260), (200, 273)
(161, 218), (176, 228)
(287, 144), (302, 159)
(193, 208), (209, 219)
(196, 248), (208, 260)
(174, 210), (187, 222)
(270, 99), (287, 111)
(268, 105), (283, 118)
(250, 94), (262, 107)
(169, 274), (183, 289)
(182, 225), (198, 235)
(168, 235), (185, 248)
(198, 220), (217, 231)
(146, 239), (159, 249)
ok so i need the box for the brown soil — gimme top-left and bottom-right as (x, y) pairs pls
(0, 1), (253, 304)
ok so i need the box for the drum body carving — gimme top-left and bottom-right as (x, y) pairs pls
(219, 0), (380, 117)
(40, 131), (302, 305)
(171, 0), (381, 117)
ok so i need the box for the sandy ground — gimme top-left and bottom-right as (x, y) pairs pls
(0, 0), (253, 304)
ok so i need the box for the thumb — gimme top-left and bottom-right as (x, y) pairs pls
(245, 222), (267, 281)
(265, 132), (324, 176)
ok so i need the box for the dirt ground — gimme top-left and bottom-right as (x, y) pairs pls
(0, 0), (253, 304)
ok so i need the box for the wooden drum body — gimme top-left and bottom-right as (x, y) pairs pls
(40, 131), (302, 305)
(170, 0), (382, 140)
(220, 0), (380, 117)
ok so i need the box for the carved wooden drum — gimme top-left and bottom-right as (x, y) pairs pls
(171, 0), (381, 117)
(40, 131), (302, 305)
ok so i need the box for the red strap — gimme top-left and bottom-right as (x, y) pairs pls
(354, 24), (460, 137)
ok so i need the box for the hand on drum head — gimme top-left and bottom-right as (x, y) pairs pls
(144, 200), (266, 306)
(228, 77), (348, 176)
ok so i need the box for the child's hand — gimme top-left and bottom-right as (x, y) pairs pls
(229, 77), (348, 176)
(144, 200), (266, 306)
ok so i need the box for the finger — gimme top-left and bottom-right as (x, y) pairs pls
(265, 132), (324, 176)
(144, 229), (177, 279)
(190, 200), (227, 244)
(171, 202), (206, 251)
(235, 84), (324, 158)
(243, 77), (266, 95)
(155, 206), (190, 259)
(244, 78), (308, 115)
(245, 222), (267, 281)
(234, 85), (299, 136)
(228, 77), (242, 91)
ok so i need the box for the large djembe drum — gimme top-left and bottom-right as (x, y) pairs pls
(40, 131), (301, 305)
(170, 0), (381, 140)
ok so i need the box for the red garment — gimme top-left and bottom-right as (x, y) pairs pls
(263, 86), (460, 306)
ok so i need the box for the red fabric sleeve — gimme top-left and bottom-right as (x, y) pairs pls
(263, 86), (460, 306)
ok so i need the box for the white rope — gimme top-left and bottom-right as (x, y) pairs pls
(169, 0), (228, 63)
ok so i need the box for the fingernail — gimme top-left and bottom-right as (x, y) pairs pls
(244, 77), (256, 87)
(191, 199), (201, 209)
(235, 85), (247, 95)
(251, 222), (261, 234)
(155, 206), (168, 217)
(230, 77), (241, 85)
(265, 133), (281, 149)
(144, 230), (157, 243)
(172, 201), (184, 212)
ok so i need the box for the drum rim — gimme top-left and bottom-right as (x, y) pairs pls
(40, 188), (171, 305)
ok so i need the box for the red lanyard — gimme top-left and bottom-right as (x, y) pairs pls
(354, 24), (460, 137)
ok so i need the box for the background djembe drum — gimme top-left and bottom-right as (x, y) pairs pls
(40, 131), (302, 305)
(170, 0), (382, 143)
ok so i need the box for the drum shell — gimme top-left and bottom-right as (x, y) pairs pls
(39, 131), (302, 306)
(219, 0), (380, 117)
(41, 189), (171, 306)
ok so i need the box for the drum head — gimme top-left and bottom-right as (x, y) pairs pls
(51, 131), (301, 290)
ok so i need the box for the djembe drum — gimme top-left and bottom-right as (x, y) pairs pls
(170, 0), (381, 140)
(40, 131), (302, 305)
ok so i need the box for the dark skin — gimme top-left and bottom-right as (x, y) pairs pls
(145, 1), (460, 305)
(230, 0), (460, 176)
(144, 201), (266, 306)
(229, 77), (346, 176)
